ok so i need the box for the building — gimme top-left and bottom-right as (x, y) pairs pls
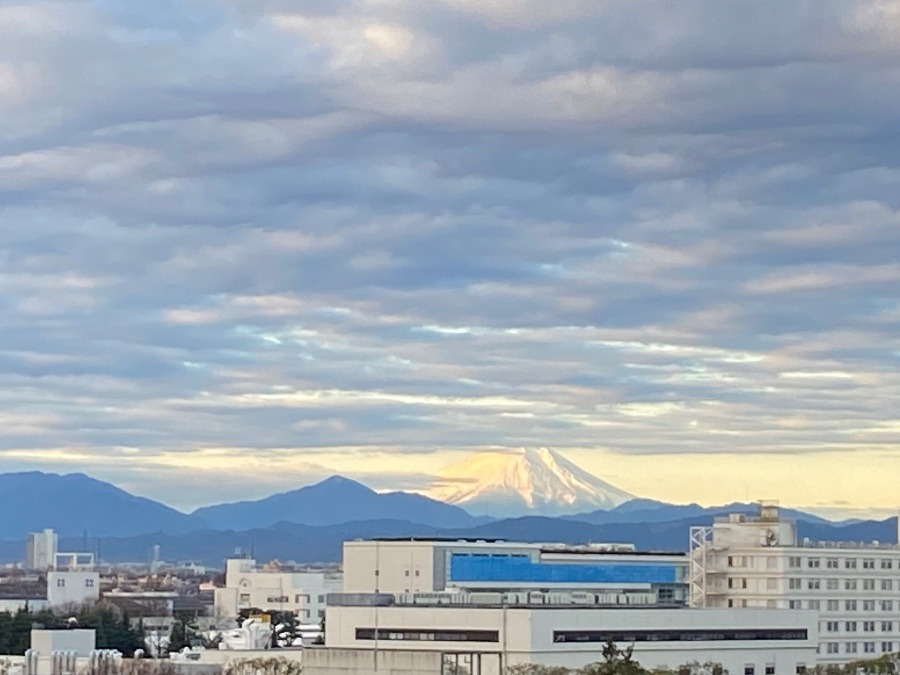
(690, 502), (900, 665)
(343, 539), (687, 605)
(324, 599), (818, 675)
(26, 530), (58, 571)
(46, 571), (100, 608)
(54, 552), (96, 571)
(214, 559), (342, 623)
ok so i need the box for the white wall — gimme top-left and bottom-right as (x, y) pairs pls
(46, 571), (100, 608)
(30, 629), (96, 656)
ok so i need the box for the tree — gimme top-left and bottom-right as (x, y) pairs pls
(580, 642), (648, 675)
(168, 610), (199, 653)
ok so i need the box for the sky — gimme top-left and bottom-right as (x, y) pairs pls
(0, 0), (898, 517)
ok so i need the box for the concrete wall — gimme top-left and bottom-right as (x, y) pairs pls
(343, 542), (438, 594)
(46, 571), (100, 607)
(303, 647), (443, 674)
(30, 629), (96, 656)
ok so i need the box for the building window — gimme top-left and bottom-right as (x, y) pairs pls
(808, 579), (820, 590)
(789, 557), (801, 569)
(826, 622), (839, 632)
(404, 570), (409, 576)
(789, 600), (802, 609)
(318, 595), (325, 603)
(845, 559), (858, 569)
(826, 643), (839, 655)
(808, 558), (820, 568)
(85, 579), (94, 588)
(808, 601), (820, 610)
(845, 579), (857, 590)
(864, 622), (876, 632)
(56, 578), (65, 588)
(789, 578), (802, 590)
(826, 579), (838, 590)
(882, 642), (893, 653)
(882, 622), (893, 632)
(415, 570), (420, 577)
(846, 622), (857, 632)
(239, 593), (250, 604)
(266, 596), (288, 604)
(846, 600), (857, 611)
(765, 666), (775, 675)
(728, 556), (735, 567)
(864, 600), (875, 612)
(796, 665), (806, 675)
(882, 601), (893, 612)
(882, 580), (893, 591)
(744, 667), (754, 675)
(882, 560), (893, 570)
(826, 558), (839, 569)
(863, 559), (875, 570)
(358, 628), (500, 643)
(864, 642), (876, 654)
(827, 600), (840, 611)
(846, 642), (858, 654)
(863, 579), (875, 591)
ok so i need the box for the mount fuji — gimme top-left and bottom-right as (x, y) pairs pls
(427, 447), (634, 517)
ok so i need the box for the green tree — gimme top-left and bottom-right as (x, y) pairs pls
(169, 610), (199, 653)
(580, 641), (648, 675)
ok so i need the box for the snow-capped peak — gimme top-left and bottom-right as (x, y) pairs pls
(427, 447), (634, 517)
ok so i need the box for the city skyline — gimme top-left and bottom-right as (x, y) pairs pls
(0, 1), (898, 516)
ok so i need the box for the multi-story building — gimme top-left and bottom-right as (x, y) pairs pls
(689, 502), (900, 664)
(214, 559), (342, 623)
(25, 529), (58, 570)
(343, 538), (687, 606)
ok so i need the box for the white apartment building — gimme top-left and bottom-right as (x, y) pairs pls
(47, 571), (101, 607)
(690, 502), (900, 665)
(26, 529), (58, 570)
(214, 559), (342, 623)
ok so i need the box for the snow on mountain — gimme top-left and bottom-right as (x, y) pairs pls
(427, 447), (634, 517)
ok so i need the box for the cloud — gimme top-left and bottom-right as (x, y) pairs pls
(0, 0), (896, 511)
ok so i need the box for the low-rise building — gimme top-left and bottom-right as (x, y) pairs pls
(214, 559), (342, 623)
(47, 571), (100, 608)
(324, 599), (817, 675)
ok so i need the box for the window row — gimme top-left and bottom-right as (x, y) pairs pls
(823, 642), (892, 655)
(788, 578), (895, 591)
(824, 621), (895, 633)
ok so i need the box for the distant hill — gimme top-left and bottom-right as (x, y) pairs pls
(0, 472), (200, 539)
(191, 475), (480, 530)
(0, 514), (892, 568)
(575, 500), (833, 526)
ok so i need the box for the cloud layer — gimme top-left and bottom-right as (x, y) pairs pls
(0, 0), (898, 511)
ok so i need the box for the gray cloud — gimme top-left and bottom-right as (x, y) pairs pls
(0, 0), (898, 509)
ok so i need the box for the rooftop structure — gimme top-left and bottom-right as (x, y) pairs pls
(343, 538), (688, 606)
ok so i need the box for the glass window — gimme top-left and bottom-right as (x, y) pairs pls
(845, 559), (858, 569)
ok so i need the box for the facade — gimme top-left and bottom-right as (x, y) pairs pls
(343, 539), (687, 605)
(690, 502), (900, 664)
(26, 529), (58, 571)
(214, 559), (342, 623)
(325, 603), (817, 675)
(46, 571), (101, 607)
